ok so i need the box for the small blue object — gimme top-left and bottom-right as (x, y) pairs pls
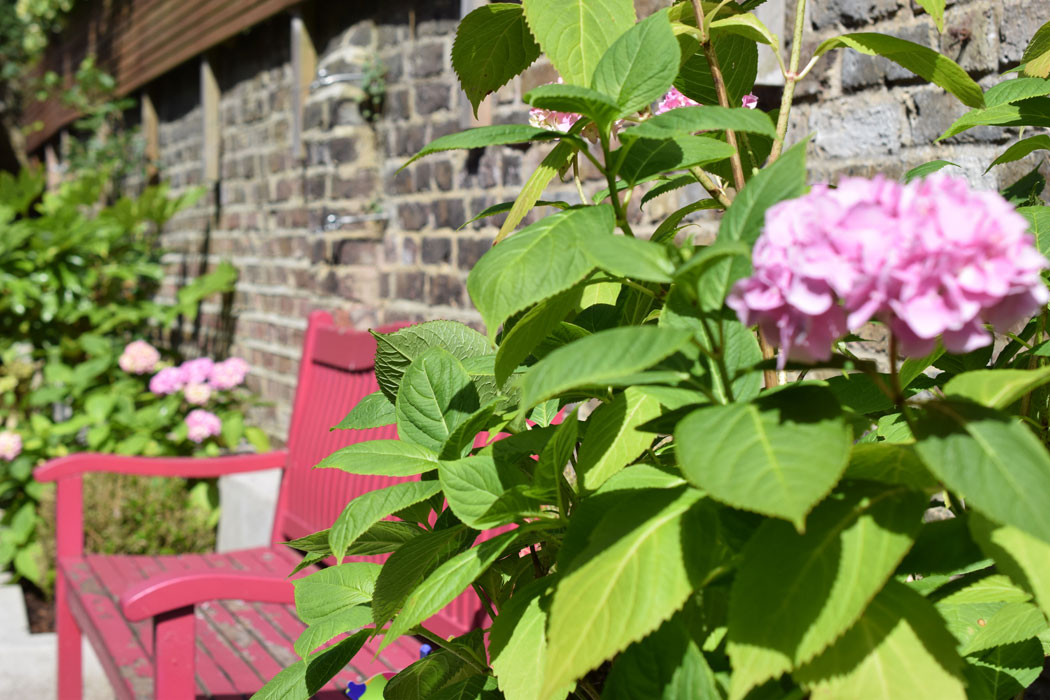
(345, 681), (367, 699)
(419, 644), (433, 659)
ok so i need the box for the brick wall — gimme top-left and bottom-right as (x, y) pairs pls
(135, 0), (1049, 441)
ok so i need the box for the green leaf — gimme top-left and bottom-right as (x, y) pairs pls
(452, 4), (541, 117)
(495, 287), (583, 385)
(966, 639), (1045, 700)
(459, 199), (568, 230)
(523, 83), (622, 130)
(914, 401), (1050, 545)
(382, 531), (518, 649)
(815, 33), (984, 108)
(328, 481), (441, 562)
(396, 348), (480, 451)
(540, 487), (710, 698)
(793, 581), (966, 700)
(616, 136), (737, 186)
(372, 527), (472, 627)
(468, 205), (614, 338)
(676, 33), (759, 107)
(332, 391), (395, 430)
(710, 12), (781, 49)
(943, 366), (1050, 409)
(1022, 21), (1050, 78)
(245, 426), (271, 453)
(293, 605), (373, 657)
(676, 385), (853, 528)
(576, 387), (662, 491)
(727, 484), (927, 699)
(970, 512), (1050, 624)
(253, 630), (370, 700)
(1018, 205), (1050, 257)
(844, 443), (939, 491)
(959, 601), (1047, 656)
(938, 98), (1050, 141)
(913, 0), (945, 32)
(498, 141), (576, 242)
(490, 578), (568, 700)
(439, 455), (539, 528)
(439, 400), (502, 460)
(985, 77), (1050, 107)
(986, 134), (1050, 172)
(604, 612), (722, 700)
(533, 410), (579, 501)
(592, 9), (679, 117)
(520, 326), (693, 409)
(621, 105), (778, 141)
(583, 234), (676, 282)
(294, 562), (381, 624)
(384, 645), (479, 700)
(904, 159), (960, 182)
(521, 0), (636, 86)
(316, 440), (439, 477)
(402, 125), (557, 168)
(373, 321), (490, 402)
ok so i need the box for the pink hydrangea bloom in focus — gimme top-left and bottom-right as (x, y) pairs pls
(184, 382), (212, 405)
(185, 409), (222, 443)
(727, 175), (1049, 364)
(654, 87), (700, 115)
(118, 340), (160, 375)
(149, 366), (186, 395)
(209, 357), (249, 390)
(180, 358), (214, 385)
(742, 94), (759, 109)
(0, 431), (21, 461)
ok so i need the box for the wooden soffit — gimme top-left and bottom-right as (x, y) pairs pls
(23, 0), (303, 153)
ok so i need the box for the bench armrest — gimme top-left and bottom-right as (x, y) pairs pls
(34, 451), (289, 482)
(120, 570), (297, 621)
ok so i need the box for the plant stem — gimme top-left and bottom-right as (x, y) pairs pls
(572, 156), (588, 205)
(888, 333), (904, 406)
(689, 166), (732, 208)
(768, 0), (808, 164)
(600, 133), (635, 237)
(471, 582), (498, 621)
(578, 679), (602, 700)
(701, 41), (746, 192)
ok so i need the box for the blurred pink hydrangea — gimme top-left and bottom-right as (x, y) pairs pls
(654, 87), (700, 115)
(742, 94), (759, 109)
(149, 366), (186, 395)
(727, 174), (1049, 364)
(118, 341), (160, 375)
(181, 358), (214, 385)
(529, 107), (581, 133)
(186, 409), (222, 443)
(184, 382), (212, 405)
(0, 431), (21, 461)
(209, 357), (250, 390)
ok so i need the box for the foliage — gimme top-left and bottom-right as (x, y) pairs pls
(260, 4), (1050, 700)
(0, 166), (252, 591)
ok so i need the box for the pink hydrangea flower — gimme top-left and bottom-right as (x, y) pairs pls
(0, 431), (21, 461)
(118, 341), (160, 375)
(654, 87), (701, 115)
(180, 358), (214, 385)
(742, 94), (759, 109)
(185, 409), (222, 443)
(209, 357), (250, 390)
(727, 174), (1049, 364)
(529, 107), (581, 133)
(149, 366), (187, 395)
(184, 382), (212, 405)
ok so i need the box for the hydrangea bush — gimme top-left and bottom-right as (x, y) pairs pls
(261, 4), (1050, 700)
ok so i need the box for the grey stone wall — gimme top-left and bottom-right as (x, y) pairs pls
(137, 0), (1050, 442)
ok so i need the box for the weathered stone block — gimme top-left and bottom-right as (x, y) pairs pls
(811, 0), (901, 29)
(999, 0), (1050, 67)
(416, 83), (452, 114)
(434, 160), (454, 191)
(941, 5), (998, 76)
(429, 274), (464, 307)
(398, 202), (428, 231)
(412, 43), (447, 79)
(432, 198), (466, 229)
(395, 271), (425, 300)
(811, 95), (903, 158)
(910, 88), (1008, 145)
(422, 237), (452, 264)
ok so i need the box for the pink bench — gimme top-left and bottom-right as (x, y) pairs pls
(35, 312), (483, 699)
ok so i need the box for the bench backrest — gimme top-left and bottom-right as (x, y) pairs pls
(271, 311), (483, 637)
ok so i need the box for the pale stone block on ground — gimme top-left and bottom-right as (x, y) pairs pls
(217, 468), (282, 552)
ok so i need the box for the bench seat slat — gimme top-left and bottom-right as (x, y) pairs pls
(63, 546), (422, 699)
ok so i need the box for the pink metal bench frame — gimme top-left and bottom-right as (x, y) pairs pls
(35, 311), (481, 699)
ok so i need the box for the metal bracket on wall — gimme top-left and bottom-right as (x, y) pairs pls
(316, 210), (390, 233)
(310, 68), (367, 92)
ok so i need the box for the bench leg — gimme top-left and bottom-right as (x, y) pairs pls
(57, 574), (82, 699)
(154, 606), (196, 700)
